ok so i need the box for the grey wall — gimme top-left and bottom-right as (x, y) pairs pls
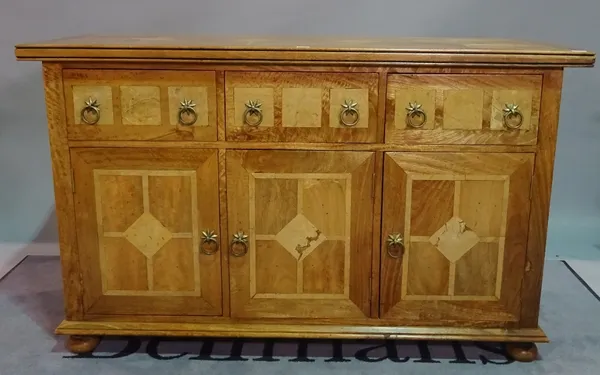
(1, 0), (599, 259)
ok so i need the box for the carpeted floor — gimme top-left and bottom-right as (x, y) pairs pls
(0, 257), (598, 374)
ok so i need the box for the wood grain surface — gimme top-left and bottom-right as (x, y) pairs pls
(520, 70), (564, 327)
(15, 36), (595, 67)
(42, 63), (84, 320)
(55, 319), (549, 342)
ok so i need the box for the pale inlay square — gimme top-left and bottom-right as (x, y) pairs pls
(275, 214), (327, 260)
(168, 86), (209, 126)
(393, 88), (436, 130)
(124, 212), (172, 258)
(491, 89), (534, 131)
(443, 89), (483, 130)
(120, 86), (161, 125)
(72, 85), (114, 125)
(282, 88), (322, 128)
(233, 87), (274, 127)
(329, 88), (369, 128)
(429, 216), (480, 263)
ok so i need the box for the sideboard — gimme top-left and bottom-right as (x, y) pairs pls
(14, 35), (595, 361)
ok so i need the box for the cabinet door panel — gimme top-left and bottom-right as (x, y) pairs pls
(227, 150), (374, 318)
(380, 152), (534, 324)
(72, 148), (222, 316)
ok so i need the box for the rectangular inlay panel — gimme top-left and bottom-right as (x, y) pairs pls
(72, 85), (114, 125)
(454, 242), (499, 296)
(380, 152), (534, 322)
(282, 88), (322, 128)
(442, 89), (484, 130)
(491, 89), (535, 131)
(227, 150), (374, 319)
(167, 86), (210, 127)
(94, 169), (200, 297)
(233, 87), (275, 127)
(400, 176), (509, 301)
(393, 87), (436, 130)
(251, 173), (351, 299)
(120, 86), (162, 125)
(329, 88), (369, 129)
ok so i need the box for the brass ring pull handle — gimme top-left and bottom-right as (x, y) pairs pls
(339, 99), (360, 127)
(243, 100), (263, 127)
(386, 233), (405, 259)
(81, 97), (101, 125)
(200, 230), (219, 255)
(405, 102), (427, 128)
(503, 103), (524, 129)
(230, 231), (249, 257)
(178, 99), (198, 126)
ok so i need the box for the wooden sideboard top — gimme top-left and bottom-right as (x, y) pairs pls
(15, 35), (595, 67)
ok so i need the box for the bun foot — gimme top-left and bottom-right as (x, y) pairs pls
(66, 335), (100, 354)
(506, 342), (539, 362)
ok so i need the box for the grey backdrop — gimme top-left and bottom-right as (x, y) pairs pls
(1, 0), (599, 259)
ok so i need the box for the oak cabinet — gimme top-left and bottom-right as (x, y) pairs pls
(15, 35), (595, 361)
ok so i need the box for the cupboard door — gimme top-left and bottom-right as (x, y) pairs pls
(380, 152), (534, 325)
(72, 148), (222, 316)
(227, 150), (374, 318)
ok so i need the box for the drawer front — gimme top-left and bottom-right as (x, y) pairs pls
(64, 69), (218, 141)
(71, 147), (222, 316)
(385, 74), (542, 145)
(225, 72), (378, 143)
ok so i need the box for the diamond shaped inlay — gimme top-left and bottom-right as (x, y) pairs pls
(275, 214), (326, 260)
(124, 212), (172, 258)
(429, 216), (479, 263)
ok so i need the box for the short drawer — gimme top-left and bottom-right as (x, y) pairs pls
(63, 69), (218, 141)
(385, 74), (542, 145)
(225, 72), (378, 143)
